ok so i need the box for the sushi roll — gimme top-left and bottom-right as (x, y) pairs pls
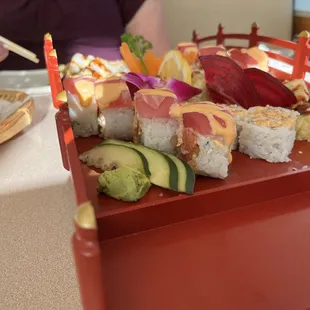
(238, 106), (299, 162)
(95, 77), (134, 140)
(170, 102), (237, 179)
(283, 79), (309, 103)
(89, 58), (129, 80)
(216, 104), (247, 150)
(65, 53), (95, 77)
(190, 70), (208, 102)
(62, 76), (98, 137)
(177, 42), (199, 66)
(134, 89), (179, 154)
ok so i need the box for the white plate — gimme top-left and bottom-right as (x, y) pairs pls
(0, 69), (51, 95)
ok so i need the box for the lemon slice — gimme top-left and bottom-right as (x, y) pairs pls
(158, 50), (192, 85)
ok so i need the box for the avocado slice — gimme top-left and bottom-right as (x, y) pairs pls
(164, 153), (195, 195)
(79, 143), (150, 176)
(102, 139), (179, 192)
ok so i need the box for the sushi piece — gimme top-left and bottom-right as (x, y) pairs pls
(88, 58), (129, 79)
(95, 77), (134, 140)
(296, 113), (310, 142)
(170, 102), (237, 179)
(190, 70), (208, 102)
(177, 42), (199, 65)
(134, 89), (179, 154)
(238, 106), (299, 162)
(62, 76), (98, 137)
(283, 79), (309, 103)
(199, 45), (228, 57)
(65, 53), (95, 77)
(216, 104), (247, 150)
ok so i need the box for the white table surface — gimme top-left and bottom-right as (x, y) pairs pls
(0, 95), (82, 310)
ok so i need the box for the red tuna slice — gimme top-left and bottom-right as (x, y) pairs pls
(244, 68), (297, 107)
(182, 104), (232, 136)
(199, 45), (227, 56)
(183, 112), (212, 135)
(228, 48), (258, 69)
(134, 89), (178, 118)
(95, 77), (133, 110)
(199, 55), (261, 108)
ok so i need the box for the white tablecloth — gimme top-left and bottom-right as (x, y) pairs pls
(0, 95), (81, 310)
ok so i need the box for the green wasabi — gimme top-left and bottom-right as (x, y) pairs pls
(97, 166), (151, 202)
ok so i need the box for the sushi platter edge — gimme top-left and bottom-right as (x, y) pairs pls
(56, 107), (310, 241)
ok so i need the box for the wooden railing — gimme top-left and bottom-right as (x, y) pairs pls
(192, 23), (310, 82)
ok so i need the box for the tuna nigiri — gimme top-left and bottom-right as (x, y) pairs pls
(62, 76), (98, 137)
(95, 77), (134, 140)
(134, 89), (179, 154)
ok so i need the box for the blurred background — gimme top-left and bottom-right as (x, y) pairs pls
(163, 0), (309, 46)
(294, 0), (310, 38)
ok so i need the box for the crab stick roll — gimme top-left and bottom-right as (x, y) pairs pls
(66, 53), (95, 77)
(239, 106), (299, 162)
(89, 58), (129, 80)
(95, 77), (134, 140)
(62, 76), (98, 137)
(216, 104), (247, 150)
(170, 102), (237, 179)
(134, 89), (179, 154)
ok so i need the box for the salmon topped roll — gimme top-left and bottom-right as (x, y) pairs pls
(62, 76), (98, 137)
(239, 106), (299, 162)
(170, 102), (237, 179)
(134, 89), (179, 154)
(95, 77), (134, 140)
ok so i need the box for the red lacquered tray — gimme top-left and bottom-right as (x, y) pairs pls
(45, 24), (310, 310)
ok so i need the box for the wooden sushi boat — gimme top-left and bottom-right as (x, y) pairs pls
(44, 24), (310, 310)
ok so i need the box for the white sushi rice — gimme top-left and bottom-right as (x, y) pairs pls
(181, 133), (230, 179)
(238, 106), (299, 163)
(98, 107), (134, 141)
(137, 117), (178, 154)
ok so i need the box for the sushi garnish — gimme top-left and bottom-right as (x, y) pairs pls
(244, 68), (297, 108)
(120, 33), (162, 76)
(199, 55), (297, 109)
(122, 72), (202, 102)
(200, 55), (260, 108)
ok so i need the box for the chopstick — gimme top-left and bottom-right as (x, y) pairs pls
(0, 36), (39, 64)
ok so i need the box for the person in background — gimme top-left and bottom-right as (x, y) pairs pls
(0, 0), (170, 69)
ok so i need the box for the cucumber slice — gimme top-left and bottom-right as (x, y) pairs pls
(102, 139), (179, 192)
(164, 153), (195, 194)
(79, 143), (150, 176)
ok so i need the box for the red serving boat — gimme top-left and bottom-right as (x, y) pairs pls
(44, 24), (310, 310)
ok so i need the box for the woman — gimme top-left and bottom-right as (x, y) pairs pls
(0, 0), (170, 69)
